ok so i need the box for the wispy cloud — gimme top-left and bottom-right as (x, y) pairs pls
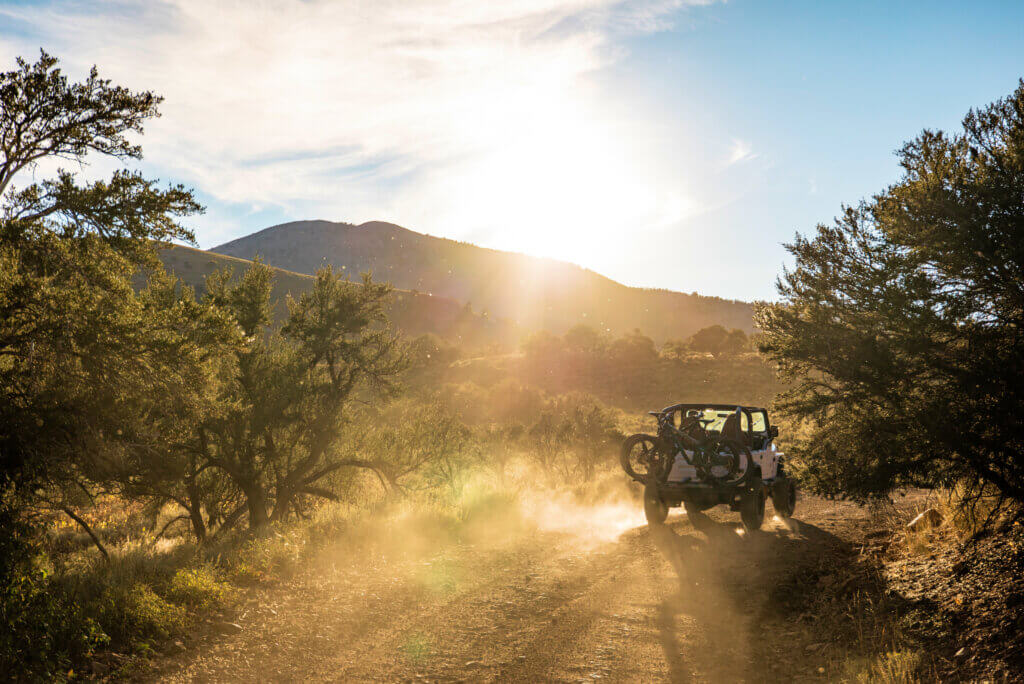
(726, 137), (756, 166)
(0, 0), (716, 257)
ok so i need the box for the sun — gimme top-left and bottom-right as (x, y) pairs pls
(411, 84), (696, 270)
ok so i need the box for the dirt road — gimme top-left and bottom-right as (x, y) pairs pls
(146, 495), (881, 683)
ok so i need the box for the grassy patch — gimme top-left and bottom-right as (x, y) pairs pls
(3, 533), (238, 676)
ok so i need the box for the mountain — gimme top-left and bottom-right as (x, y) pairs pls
(157, 244), (513, 345)
(211, 220), (754, 343)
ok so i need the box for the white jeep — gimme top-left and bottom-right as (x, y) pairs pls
(620, 404), (797, 530)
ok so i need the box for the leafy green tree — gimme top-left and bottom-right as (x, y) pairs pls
(197, 264), (407, 530)
(757, 82), (1024, 525)
(104, 271), (241, 542)
(0, 51), (211, 545)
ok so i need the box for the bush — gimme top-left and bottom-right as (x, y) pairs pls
(167, 566), (235, 611)
(524, 392), (621, 481)
(95, 583), (187, 647)
(228, 531), (305, 584)
(0, 536), (108, 679)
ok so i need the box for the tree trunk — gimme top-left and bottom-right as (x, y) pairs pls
(270, 491), (291, 524)
(186, 480), (207, 542)
(244, 483), (269, 531)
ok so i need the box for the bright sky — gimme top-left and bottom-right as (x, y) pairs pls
(2, 0), (1023, 300)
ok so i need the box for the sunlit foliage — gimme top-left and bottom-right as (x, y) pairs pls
(0, 48), (226, 676)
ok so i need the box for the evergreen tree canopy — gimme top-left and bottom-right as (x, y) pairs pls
(756, 81), (1024, 525)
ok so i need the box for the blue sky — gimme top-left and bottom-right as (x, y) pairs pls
(604, 0), (1024, 298)
(2, 0), (1023, 301)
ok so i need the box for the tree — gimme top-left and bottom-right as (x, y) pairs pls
(687, 325), (729, 355)
(104, 271), (241, 542)
(563, 324), (608, 354)
(660, 338), (690, 360)
(608, 329), (658, 368)
(0, 51), (210, 547)
(525, 393), (619, 481)
(354, 401), (476, 493)
(687, 325), (747, 356)
(406, 333), (461, 384)
(1, 51), (194, 261)
(197, 264), (407, 531)
(756, 81), (1024, 526)
(724, 328), (749, 354)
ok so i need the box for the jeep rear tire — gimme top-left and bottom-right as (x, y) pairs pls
(771, 477), (797, 519)
(643, 478), (669, 526)
(740, 487), (766, 532)
(683, 500), (712, 530)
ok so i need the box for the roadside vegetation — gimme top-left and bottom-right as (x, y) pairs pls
(754, 81), (1024, 681)
(756, 80), (1024, 530)
(4, 48), (1024, 682)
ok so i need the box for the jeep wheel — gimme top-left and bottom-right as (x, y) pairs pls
(683, 500), (711, 530)
(740, 487), (766, 532)
(772, 478), (797, 518)
(643, 478), (669, 526)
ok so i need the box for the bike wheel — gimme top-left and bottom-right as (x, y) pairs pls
(620, 434), (668, 482)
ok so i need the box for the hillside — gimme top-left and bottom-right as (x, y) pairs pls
(157, 244), (514, 346)
(211, 220), (754, 342)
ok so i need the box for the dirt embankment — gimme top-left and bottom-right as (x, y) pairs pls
(139, 493), (1010, 683)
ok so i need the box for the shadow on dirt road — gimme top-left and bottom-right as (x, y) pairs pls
(648, 515), (857, 683)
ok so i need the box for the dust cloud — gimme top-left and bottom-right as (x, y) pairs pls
(517, 488), (647, 545)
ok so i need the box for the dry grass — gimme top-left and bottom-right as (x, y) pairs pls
(841, 649), (927, 683)
(25, 457), (619, 673)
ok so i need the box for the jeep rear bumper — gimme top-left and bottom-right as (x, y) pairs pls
(655, 481), (762, 509)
